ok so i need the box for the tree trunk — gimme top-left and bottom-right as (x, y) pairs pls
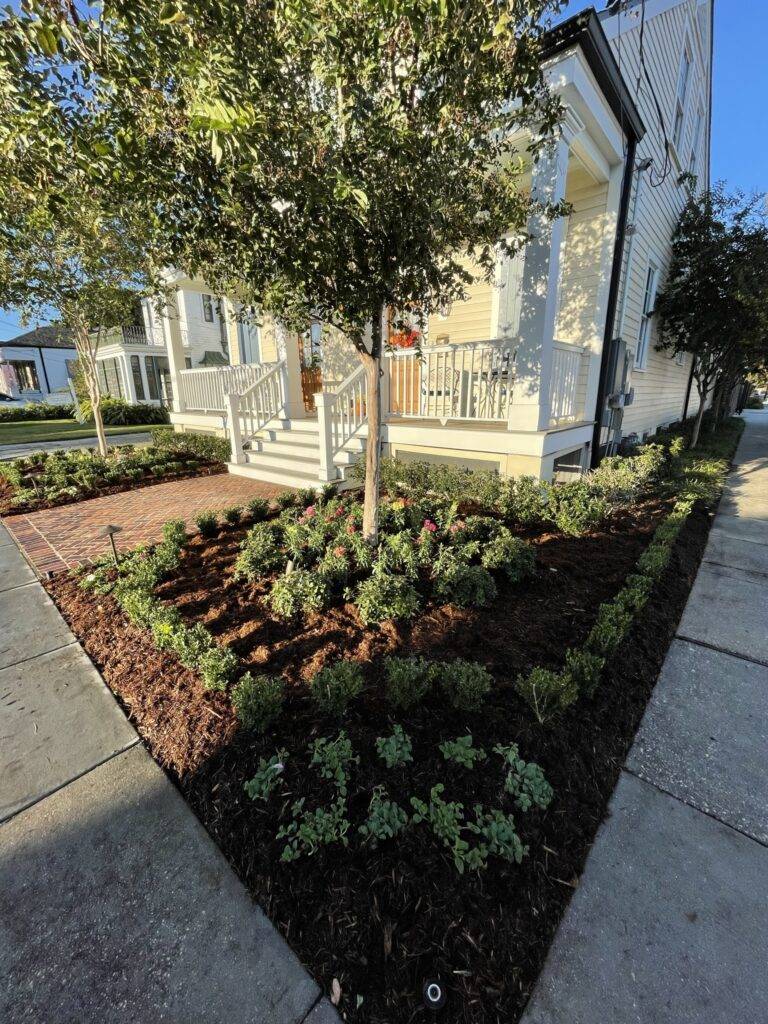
(360, 306), (386, 545)
(74, 325), (109, 458)
(690, 384), (708, 448)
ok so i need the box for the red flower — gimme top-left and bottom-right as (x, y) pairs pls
(423, 519), (438, 532)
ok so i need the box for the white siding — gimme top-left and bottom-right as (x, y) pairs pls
(0, 344), (76, 399)
(603, 0), (712, 436)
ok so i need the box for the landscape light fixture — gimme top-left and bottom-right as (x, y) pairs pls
(98, 524), (123, 566)
(422, 979), (447, 1011)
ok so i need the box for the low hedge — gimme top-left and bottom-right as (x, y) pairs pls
(78, 397), (169, 426)
(151, 426), (231, 464)
(0, 402), (74, 422)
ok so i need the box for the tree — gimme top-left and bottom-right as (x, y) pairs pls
(0, 187), (152, 456)
(4, 0), (564, 538)
(655, 184), (768, 447)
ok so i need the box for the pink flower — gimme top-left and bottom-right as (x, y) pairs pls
(334, 506), (345, 518)
(449, 520), (465, 534)
(333, 545), (347, 557)
(304, 505), (316, 517)
(346, 523), (357, 535)
(423, 519), (438, 533)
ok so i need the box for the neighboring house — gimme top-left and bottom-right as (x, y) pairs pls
(92, 274), (262, 406)
(0, 326), (77, 405)
(156, 0), (712, 488)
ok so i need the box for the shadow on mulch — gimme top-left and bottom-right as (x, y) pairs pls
(47, 502), (712, 1024)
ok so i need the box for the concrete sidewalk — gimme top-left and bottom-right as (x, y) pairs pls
(0, 522), (338, 1024)
(522, 410), (768, 1024)
(0, 431), (152, 461)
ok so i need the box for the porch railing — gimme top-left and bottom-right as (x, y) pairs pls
(226, 360), (288, 464)
(385, 339), (516, 422)
(315, 364), (367, 482)
(178, 363), (273, 414)
(549, 340), (588, 426)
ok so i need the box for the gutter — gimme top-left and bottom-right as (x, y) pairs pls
(37, 346), (51, 393)
(590, 133), (638, 468)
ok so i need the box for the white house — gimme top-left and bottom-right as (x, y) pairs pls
(0, 326), (76, 405)
(155, 0), (712, 488)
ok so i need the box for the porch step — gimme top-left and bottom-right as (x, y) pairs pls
(228, 461), (323, 489)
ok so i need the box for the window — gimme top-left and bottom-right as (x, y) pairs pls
(672, 44), (692, 152)
(11, 360), (40, 391)
(675, 350), (685, 367)
(634, 262), (659, 370)
(201, 293), (215, 323)
(130, 355), (145, 400)
(688, 107), (704, 176)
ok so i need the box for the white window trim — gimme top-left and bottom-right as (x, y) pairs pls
(688, 104), (704, 177)
(672, 38), (693, 155)
(201, 293), (215, 323)
(634, 261), (659, 371)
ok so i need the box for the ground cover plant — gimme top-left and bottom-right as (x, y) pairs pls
(0, 434), (226, 515)
(46, 420), (743, 1024)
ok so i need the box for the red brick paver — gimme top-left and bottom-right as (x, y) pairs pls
(4, 473), (286, 576)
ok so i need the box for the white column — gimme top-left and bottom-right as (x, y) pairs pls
(507, 126), (573, 432)
(314, 393), (338, 481)
(160, 289), (188, 413)
(120, 353), (137, 404)
(224, 391), (244, 464)
(276, 324), (307, 420)
(220, 297), (242, 365)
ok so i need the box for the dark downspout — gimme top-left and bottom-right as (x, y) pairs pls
(682, 356), (695, 422)
(37, 346), (51, 393)
(590, 134), (637, 468)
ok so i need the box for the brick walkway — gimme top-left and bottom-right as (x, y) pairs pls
(3, 473), (286, 576)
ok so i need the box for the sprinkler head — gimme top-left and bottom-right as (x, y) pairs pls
(422, 979), (446, 1012)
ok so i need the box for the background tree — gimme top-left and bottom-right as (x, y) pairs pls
(655, 184), (768, 447)
(3, 0), (564, 539)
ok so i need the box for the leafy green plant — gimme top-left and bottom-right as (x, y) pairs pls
(585, 601), (634, 657)
(268, 568), (331, 618)
(246, 496), (270, 521)
(194, 510), (219, 538)
(309, 661), (364, 717)
(437, 659), (492, 711)
(355, 570), (421, 625)
(222, 505), (243, 525)
(375, 724), (413, 768)
(309, 731), (359, 795)
(493, 743), (553, 811)
(150, 427), (230, 464)
(515, 666), (578, 725)
(466, 807), (526, 868)
(432, 550), (497, 608)
(547, 482), (609, 537)
(564, 648), (604, 698)
(276, 491), (298, 510)
(243, 751), (288, 802)
(439, 734), (487, 768)
(410, 784), (468, 872)
(233, 523), (283, 581)
(278, 796), (351, 862)
(358, 787), (409, 847)
(198, 644), (239, 691)
(232, 672), (284, 731)
(480, 528), (535, 583)
(383, 656), (434, 709)
(496, 475), (551, 525)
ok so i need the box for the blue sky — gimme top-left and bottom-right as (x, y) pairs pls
(1, 0), (765, 341)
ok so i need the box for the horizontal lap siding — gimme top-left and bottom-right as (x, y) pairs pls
(556, 181), (610, 349)
(427, 257), (495, 344)
(608, 0), (711, 437)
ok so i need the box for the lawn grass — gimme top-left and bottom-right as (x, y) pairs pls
(0, 419), (154, 446)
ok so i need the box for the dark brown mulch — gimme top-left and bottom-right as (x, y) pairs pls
(47, 500), (712, 1024)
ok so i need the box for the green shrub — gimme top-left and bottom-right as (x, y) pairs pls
(246, 497), (270, 521)
(277, 796), (351, 862)
(466, 808), (526, 869)
(296, 487), (317, 507)
(637, 541), (672, 580)
(243, 751), (288, 801)
(564, 648), (604, 698)
(150, 426), (230, 464)
(79, 397), (168, 426)
(547, 482), (609, 537)
(432, 554), (497, 609)
(161, 518), (187, 547)
(198, 645), (239, 691)
(268, 569), (330, 618)
(480, 528), (536, 583)
(586, 601), (634, 657)
(309, 661), (364, 717)
(232, 673), (284, 731)
(193, 510), (219, 538)
(410, 784), (468, 872)
(438, 659), (492, 711)
(496, 475), (551, 525)
(383, 656), (434, 709)
(494, 742), (553, 811)
(276, 491), (298, 510)
(309, 731), (359, 794)
(515, 666), (578, 724)
(233, 523), (283, 581)
(0, 402), (74, 423)
(358, 787), (409, 847)
(439, 734), (487, 768)
(355, 571), (421, 625)
(168, 621), (216, 668)
(222, 505), (243, 525)
(375, 724), (413, 768)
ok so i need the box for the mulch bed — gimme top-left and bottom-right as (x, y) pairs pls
(47, 499), (712, 1024)
(0, 464), (226, 517)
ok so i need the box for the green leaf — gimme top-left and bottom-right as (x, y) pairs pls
(159, 3), (186, 24)
(35, 25), (58, 56)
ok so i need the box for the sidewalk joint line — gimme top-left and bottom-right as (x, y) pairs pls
(621, 766), (768, 851)
(0, 737), (141, 827)
(675, 632), (768, 670)
(298, 992), (326, 1023)
(702, 556), (768, 579)
(0, 640), (79, 672)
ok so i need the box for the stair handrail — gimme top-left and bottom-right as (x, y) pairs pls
(225, 358), (287, 465)
(315, 363), (367, 482)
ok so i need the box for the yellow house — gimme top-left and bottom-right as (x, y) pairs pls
(155, 2), (711, 488)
